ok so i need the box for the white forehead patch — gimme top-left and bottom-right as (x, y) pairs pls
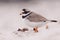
(22, 12), (30, 16)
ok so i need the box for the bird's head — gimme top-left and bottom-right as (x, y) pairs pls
(20, 8), (31, 18)
(20, 8), (30, 15)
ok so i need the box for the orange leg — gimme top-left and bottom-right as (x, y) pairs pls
(33, 27), (38, 32)
(46, 24), (48, 29)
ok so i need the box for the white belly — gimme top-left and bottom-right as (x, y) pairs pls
(23, 19), (47, 28)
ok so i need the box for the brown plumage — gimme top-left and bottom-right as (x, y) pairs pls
(26, 12), (48, 22)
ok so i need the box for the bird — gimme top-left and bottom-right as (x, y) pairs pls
(20, 8), (57, 32)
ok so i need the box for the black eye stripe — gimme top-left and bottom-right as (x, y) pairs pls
(23, 11), (30, 14)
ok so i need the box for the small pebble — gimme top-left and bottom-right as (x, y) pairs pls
(17, 28), (29, 32)
(17, 28), (22, 31)
(22, 28), (28, 32)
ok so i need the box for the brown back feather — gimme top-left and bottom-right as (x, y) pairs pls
(27, 12), (48, 22)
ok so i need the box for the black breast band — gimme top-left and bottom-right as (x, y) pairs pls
(22, 12), (32, 18)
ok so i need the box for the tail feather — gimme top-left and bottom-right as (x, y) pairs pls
(50, 20), (57, 22)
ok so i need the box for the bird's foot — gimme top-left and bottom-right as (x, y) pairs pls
(33, 27), (38, 32)
(46, 24), (48, 29)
